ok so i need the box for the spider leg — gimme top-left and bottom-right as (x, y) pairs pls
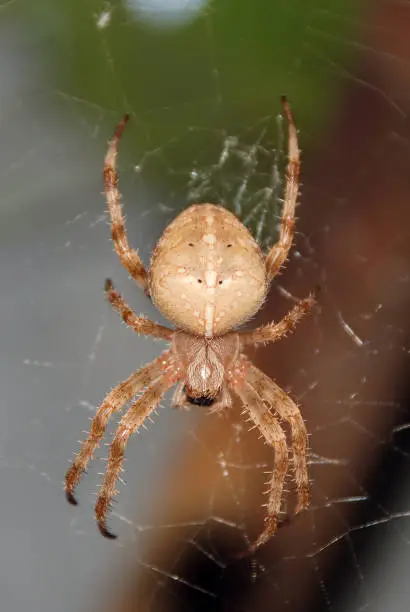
(207, 385), (233, 414)
(239, 294), (315, 347)
(105, 278), (172, 341)
(104, 115), (149, 293)
(95, 367), (182, 538)
(65, 350), (172, 505)
(246, 364), (310, 516)
(231, 379), (288, 553)
(265, 97), (300, 283)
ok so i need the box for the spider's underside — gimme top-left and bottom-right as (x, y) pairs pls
(65, 98), (315, 553)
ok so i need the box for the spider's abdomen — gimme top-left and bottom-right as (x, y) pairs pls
(149, 204), (267, 336)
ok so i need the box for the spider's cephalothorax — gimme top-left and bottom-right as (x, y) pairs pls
(171, 330), (240, 411)
(65, 98), (315, 553)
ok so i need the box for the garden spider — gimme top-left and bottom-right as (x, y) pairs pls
(65, 97), (315, 552)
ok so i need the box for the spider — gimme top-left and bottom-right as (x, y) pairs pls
(65, 97), (315, 552)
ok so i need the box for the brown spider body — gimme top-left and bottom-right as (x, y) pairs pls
(65, 98), (315, 552)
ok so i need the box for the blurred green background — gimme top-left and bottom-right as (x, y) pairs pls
(12, 0), (367, 160)
(2, 0), (366, 246)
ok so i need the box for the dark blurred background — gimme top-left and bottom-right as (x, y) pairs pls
(1, 1), (410, 611)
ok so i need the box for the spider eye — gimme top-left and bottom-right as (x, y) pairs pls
(227, 244), (232, 248)
(188, 243), (194, 247)
(218, 280), (223, 285)
(197, 279), (202, 283)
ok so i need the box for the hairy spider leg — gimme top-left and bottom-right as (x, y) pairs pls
(232, 377), (289, 553)
(265, 97), (300, 283)
(65, 351), (172, 505)
(95, 365), (182, 538)
(105, 278), (172, 340)
(240, 295), (315, 346)
(246, 364), (310, 514)
(104, 114), (149, 293)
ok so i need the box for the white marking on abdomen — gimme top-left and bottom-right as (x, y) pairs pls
(202, 233), (216, 245)
(204, 239), (217, 336)
(205, 270), (217, 287)
(205, 303), (215, 337)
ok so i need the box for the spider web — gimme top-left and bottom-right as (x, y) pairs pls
(1, 1), (410, 611)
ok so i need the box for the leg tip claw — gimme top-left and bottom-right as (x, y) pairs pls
(65, 489), (78, 506)
(98, 522), (117, 540)
(96, 496), (117, 539)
